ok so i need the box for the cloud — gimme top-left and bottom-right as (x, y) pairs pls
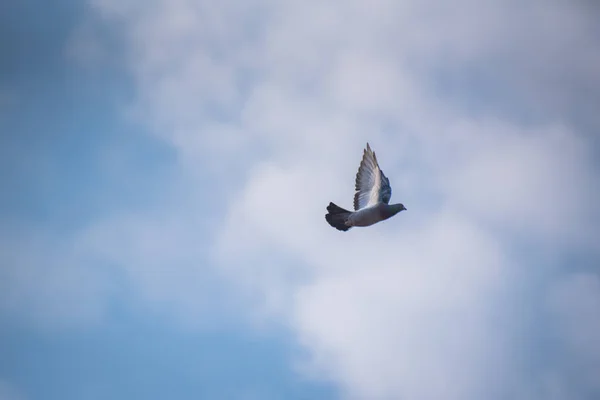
(437, 121), (598, 248)
(290, 213), (514, 400)
(51, 0), (600, 398)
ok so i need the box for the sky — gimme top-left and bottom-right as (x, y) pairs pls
(1, 0), (600, 399)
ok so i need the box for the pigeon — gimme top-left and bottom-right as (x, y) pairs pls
(325, 143), (406, 231)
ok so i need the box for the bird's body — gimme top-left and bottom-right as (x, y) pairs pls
(325, 143), (406, 231)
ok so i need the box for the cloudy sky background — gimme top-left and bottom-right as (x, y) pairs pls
(1, 0), (600, 399)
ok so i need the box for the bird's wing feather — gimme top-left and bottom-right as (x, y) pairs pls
(353, 143), (392, 210)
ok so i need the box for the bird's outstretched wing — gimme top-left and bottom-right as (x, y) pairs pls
(353, 143), (392, 211)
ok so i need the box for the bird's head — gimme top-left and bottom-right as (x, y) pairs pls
(390, 203), (407, 215)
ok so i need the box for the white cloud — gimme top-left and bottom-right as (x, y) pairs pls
(55, 0), (600, 398)
(290, 213), (513, 400)
(437, 121), (598, 248)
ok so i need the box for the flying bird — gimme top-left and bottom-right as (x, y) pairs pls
(325, 143), (406, 231)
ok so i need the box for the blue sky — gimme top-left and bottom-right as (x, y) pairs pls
(2, 0), (600, 399)
(1, 1), (335, 398)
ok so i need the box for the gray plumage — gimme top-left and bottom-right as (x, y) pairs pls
(325, 143), (406, 231)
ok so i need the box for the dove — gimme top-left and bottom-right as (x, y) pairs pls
(325, 143), (406, 231)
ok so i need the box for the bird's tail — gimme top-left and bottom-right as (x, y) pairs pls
(325, 202), (352, 231)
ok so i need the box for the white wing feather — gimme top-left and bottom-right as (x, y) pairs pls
(353, 143), (392, 210)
